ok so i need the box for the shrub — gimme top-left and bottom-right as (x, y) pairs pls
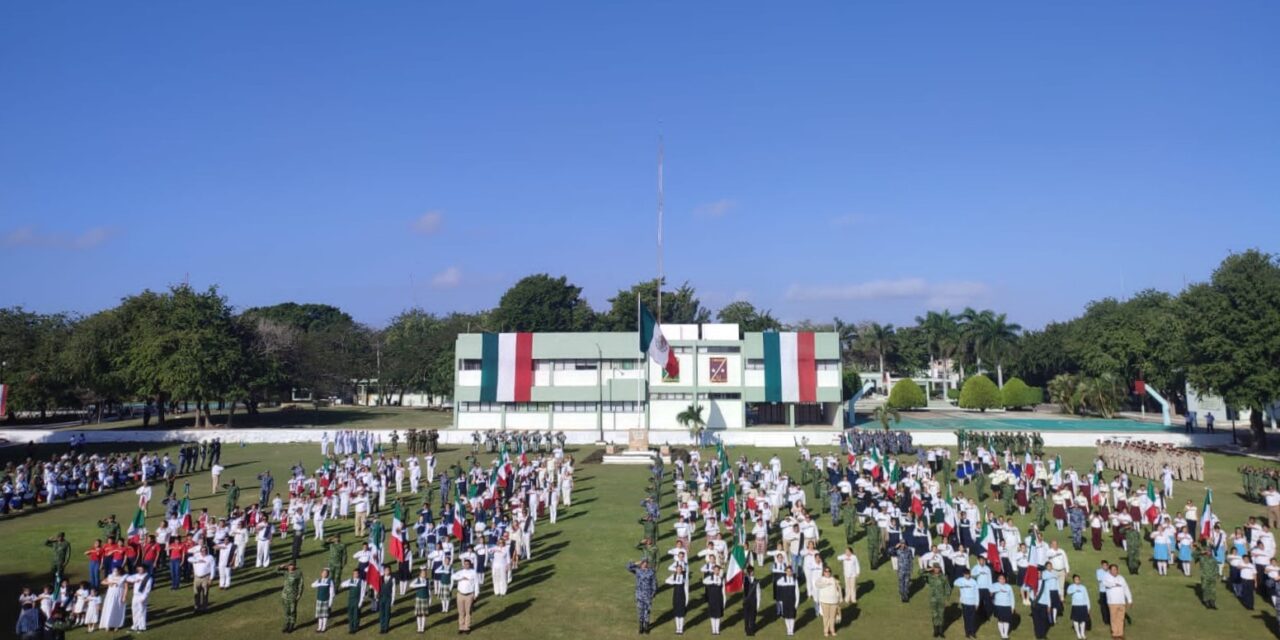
(1001, 377), (1039, 409)
(959, 374), (1001, 412)
(947, 388), (961, 401)
(887, 379), (927, 409)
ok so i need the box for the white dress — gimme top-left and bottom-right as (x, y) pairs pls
(100, 574), (127, 630)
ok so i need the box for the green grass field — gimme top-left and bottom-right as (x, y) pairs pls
(2, 439), (1278, 639)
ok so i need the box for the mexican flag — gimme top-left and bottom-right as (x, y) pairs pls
(979, 521), (1002, 571)
(392, 502), (404, 531)
(1051, 456), (1062, 478)
(367, 555), (383, 595)
(941, 484), (957, 538)
(480, 332), (534, 403)
(388, 529), (407, 564)
(721, 480), (738, 522)
(725, 544), (747, 594)
(1198, 489), (1214, 540)
(640, 303), (679, 379)
(717, 441), (731, 470)
(452, 499), (466, 540)
(868, 449), (883, 480)
(178, 496), (192, 532)
(762, 331), (817, 403)
(127, 508), (146, 541)
(1144, 481), (1160, 524)
(1090, 471), (1104, 505)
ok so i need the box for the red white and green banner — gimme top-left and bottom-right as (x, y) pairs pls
(178, 496), (192, 532)
(640, 303), (679, 379)
(725, 544), (747, 594)
(127, 508), (146, 541)
(979, 521), (1002, 571)
(1144, 481), (1160, 524)
(480, 332), (534, 403)
(762, 332), (817, 403)
(1198, 489), (1214, 540)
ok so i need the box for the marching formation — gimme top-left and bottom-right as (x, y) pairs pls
(1095, 440), (1203, 483)
(13, 432), (576, 637)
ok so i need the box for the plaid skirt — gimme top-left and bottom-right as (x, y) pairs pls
(415, 596), (431, 616)
(315, 600), (331, 618)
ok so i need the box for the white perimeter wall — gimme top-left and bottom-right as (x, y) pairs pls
(0, 428), (1234, 449)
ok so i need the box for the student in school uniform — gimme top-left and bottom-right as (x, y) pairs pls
(1065, 574), (1091, 640)
(704, 564), (726, 635)
(954, 567), (981, 639)
(667, 564), (689, 635)
(776, 565), (800, 637)
(311, 568), (335, 633)
(991, 573), (1016, 640)
(408, 567), (431, 634)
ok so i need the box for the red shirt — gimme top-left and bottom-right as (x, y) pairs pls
(142, 542), (162, 563)
(104, 543), (126, 561)
(168, 540), (190, 560)
(85, 547), (104, 562)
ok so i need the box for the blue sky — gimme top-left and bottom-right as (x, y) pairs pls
(2, 1), (1277, 329)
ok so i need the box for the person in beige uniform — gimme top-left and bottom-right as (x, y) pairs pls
(838, 547), (860, 604)
(814, 565), (843, 637)
(451, 558), (478, 633)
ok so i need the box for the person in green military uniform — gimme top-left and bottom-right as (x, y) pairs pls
(280, 562), (304, 632)
(1002, 484), (1016, 516)
(377, 562), (395, 633)
(842, 499), (858, 544)
(45, 532), (71, 579)
(926, 565), (950, 638)
(97, 514), (121, 542)
(640, 513), (658, 543)
(342, 568), (362, 633)
(814, 469), (827, 505)
(973, 469), (987, 502)
(223, 479), (240, 516)
(1124, 524), (1142, 574)
(636, 538), (658, 567)
(325, 534), (349, 589)
(390, 430), (399, 453)
(1196, 545), (1219, 609)
(1031, 494), (1048, 531)
(867, 522), (883, 570)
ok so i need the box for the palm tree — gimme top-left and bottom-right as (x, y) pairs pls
(1048, 373), (1079, 414)
(984, 313), (1022, 388)
(832, 317), (858, 368)
(871, 404), (901, 431)
(858, 322), (896, 383)
(916, 310), (960, 396)
(676, 403), (707, 447)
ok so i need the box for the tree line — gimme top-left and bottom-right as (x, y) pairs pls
(2, 251), (1277, 446)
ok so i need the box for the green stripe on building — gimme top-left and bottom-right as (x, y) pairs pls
(763, 331), (781, 403)
(480, 332), (499, 402)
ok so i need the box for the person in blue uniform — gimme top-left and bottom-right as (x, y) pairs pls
(954, 567), (981, 639)
(627, 559), (656, 634)
(991, 573), (1016, 640)
(1064, 574), (1091, 640)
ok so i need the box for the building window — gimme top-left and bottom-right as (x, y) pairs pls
(574, 361), (598, 371)
(701, 346), (740, 354)
(652, 392), (693, 401)
(746, 359), (765, 370)
(603, 401), (640, 412)
(672, 346), (693, 354)
(460, 359), (483, 371)
(816, 359), (840, 371)
(460, 402), (500, 412)
(703, 393), (741, 400)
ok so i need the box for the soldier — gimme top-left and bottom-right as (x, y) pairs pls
(842, 499), (858, 544)
(974, 469), (988, 503)
(926, 564), (949, 637)
(640, 513), (658, 543)
(1067, 505), (1086, 551)
(325, 534), (348, 582)
(390, 430), (400, 453)
(45, 532), (71, 579)
(280, 563), (303, 633)
(895, 542), (916, 603)
(1124, 525), (1142, 575)
(98, 514), (122, 542)
(1031, 494), (1048, 531)
(223, 479), (240, 516)
(636, 538), (658, 568)
(627, 559), (657, 634)
(1197, 545), (1219, 609)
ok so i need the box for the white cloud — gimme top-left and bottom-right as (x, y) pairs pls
(411, 210), (444, 235)
(785, 278), (989, 306)
(430, 266), (462, 288)
(693, 199), (735, 217)
(1, 225), (116, 250)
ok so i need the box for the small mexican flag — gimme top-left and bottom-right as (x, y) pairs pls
(717, 441), (731, 470)
(367, 555), (383, 595)
(178, 496), (192, 532)
(1144, 481), (1160, 524)
(640, 303), (679, 379)
(1198, 489), (1214, 540)
(721, 481), (738, 522)
(452, 499), (466, 540)
(979, 521), (1002, 571)
(725, 544), (747, 594)
(127, 508), (146, 541)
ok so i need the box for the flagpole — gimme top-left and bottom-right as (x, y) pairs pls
(656, 133), (664, 322)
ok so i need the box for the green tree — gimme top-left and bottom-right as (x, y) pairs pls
(984, 313), (1022, 388)
(959, 374), (1001, 412)
(599, 279), (710, 330)
(675, 403), (707, 446)
(841, 369), (864, 402)
(915, 310), (961, 395)
(62, 309), (131, 421)
(492, 274), (597, 332)
(1180, 250), (1280, 449)
(871, 404), (901, 431)
(856, 323), (896, 376)
(887, 378), (926, 409)
(1048, 373), (1080, 414)
(715, 301), (781, 335)
(1000, 377), (1039, 410)
(1012, 322), (1075, 388)
(0, 308), (74, 420)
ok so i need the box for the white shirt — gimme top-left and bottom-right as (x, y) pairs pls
(1102, 574), (1132, 605)
(451, 568), (478, 595)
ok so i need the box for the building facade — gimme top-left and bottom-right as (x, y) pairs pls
(453, 324), (842, 431)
